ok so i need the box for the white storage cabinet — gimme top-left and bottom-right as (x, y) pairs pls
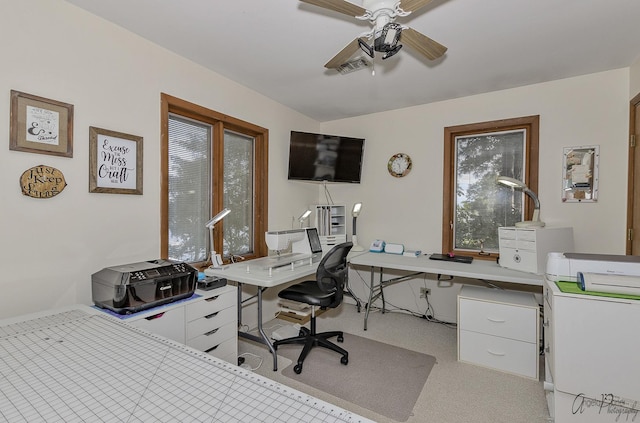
(458, 285), (539, 379)
(498, 226), (574, 274)
(124, 285), (238, 364)
(543, 278), (640, 422)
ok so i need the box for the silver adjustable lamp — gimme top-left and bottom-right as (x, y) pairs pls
(297, 209), (312, 228)
(496, 176), (545, 228)
(206, 208), (231, 268)
(351, 202), (364, 251)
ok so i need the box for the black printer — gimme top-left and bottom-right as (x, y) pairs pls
(92, 259), (197, 314)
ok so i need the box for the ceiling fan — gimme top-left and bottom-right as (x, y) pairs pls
(300, 0), (447, 69)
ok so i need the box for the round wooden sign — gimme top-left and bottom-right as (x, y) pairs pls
(20, 165), (67, 198)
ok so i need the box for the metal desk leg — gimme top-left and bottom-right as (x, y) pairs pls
(237, 282), (244, 329)
(257, 288), (278, 371)
(364, 266), (375, 330)
(237, 285), (279, 371)
(344, 276), (362, 313)
(379, 268), (386, 314)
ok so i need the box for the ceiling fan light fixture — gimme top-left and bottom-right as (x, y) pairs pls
(382, 44), (402, 59)
(358, 38), (374, 58)
(383, 24), (400, 44)
(375, 22), (402, 52)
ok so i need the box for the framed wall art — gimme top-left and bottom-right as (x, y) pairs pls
(89, 126), (143, 195)
(10, 90), (74, 158)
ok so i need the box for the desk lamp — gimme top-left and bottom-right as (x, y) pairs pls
(298, 209), (312, 228)
(206, 208), (231, 268)
(496, 176), (545, 228)
(351, 202), (364, 251)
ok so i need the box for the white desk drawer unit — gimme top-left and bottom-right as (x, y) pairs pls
(498, 226), (574, 274)
(186, 288), (237, 363)
(458, 285), (539, 379)
(125, 285), (237, 364)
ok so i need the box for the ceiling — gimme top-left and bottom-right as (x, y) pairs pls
(65, 0), (640, 122)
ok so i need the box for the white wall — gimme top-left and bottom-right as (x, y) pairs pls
(320, 69), (630, 322)
(0, 0), (320, 319)
(630, 56), (640, 99)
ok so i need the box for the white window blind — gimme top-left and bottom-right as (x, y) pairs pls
(168, 114), (211, 262)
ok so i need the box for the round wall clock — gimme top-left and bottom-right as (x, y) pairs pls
(388, 153), (412, 177)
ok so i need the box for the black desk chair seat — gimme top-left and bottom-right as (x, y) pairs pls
(273, 242), (353, 374)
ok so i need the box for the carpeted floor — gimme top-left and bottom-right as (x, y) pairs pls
(277, 333), (436, 422)
(238, 303), (550, 423)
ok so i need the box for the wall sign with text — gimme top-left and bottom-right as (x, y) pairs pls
(10, 90), (74, 158)
(89, 126), (143, 195)
(20, 165), (67, 199)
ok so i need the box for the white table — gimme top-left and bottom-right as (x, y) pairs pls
(349, 252), (543, 330)
(205, 254), (320, 371)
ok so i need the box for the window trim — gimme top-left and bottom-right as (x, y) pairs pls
(442, 115), (539, 260)
(160, 93), (269, 266)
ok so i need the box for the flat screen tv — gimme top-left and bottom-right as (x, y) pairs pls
(288, 131), (365, 183)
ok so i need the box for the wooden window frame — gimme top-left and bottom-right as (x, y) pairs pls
(442, 115), (539, 260)
(160, 93), (269, 267)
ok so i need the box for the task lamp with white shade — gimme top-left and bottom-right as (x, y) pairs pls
(206, 208), (230, 268)
(297, 209), (312, 228)
(496, 176), (545, 228)
(351, 202), (364, 251)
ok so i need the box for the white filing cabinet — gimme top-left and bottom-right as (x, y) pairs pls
(123, 285), (238, 364)
(543, 278), (640, 422)
(458, 285), (539, 379)
(498, 226), (574, 274)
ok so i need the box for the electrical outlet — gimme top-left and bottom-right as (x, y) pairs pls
(420, 287), (430, 298)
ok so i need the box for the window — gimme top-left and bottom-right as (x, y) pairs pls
(442, 116), (539, 259)
(161, 94), (268, 267)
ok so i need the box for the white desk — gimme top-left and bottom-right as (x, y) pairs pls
(206, 255), (319, 371)
(349, 252), (543, 330)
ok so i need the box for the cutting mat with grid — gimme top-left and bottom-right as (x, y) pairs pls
(0, 307), (373, 423)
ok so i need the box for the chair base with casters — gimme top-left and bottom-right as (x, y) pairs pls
(273, 302), (348, 374)
(272, 242), (353, 374)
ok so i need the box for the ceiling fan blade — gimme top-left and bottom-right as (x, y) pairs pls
(324, 38), (364, 69)
(401, 27), (447, 60)
(300, 0), (366, 17)
(399, 0), (435, 13)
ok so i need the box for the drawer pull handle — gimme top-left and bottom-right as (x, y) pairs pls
(205, 296), (220, 302)
(487, 317), (506, 323)
(487, 349), (506, 356)
(144, 312), (165, 321)
(205, 328), (219, 336)
(205, 311), (219, 319)
(205, 345), (219, 353)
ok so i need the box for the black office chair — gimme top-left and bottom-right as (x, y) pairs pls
(273, 242), (353, 374)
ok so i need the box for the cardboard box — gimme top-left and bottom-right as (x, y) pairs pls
(276, 308), (325, 324)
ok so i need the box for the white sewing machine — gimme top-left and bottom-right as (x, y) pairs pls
(262, 228), (323, 269)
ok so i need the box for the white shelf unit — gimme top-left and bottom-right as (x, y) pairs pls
(457, 285), (539, 379)
(119, 284), (238, 364)
(313, 204), (347, 249)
